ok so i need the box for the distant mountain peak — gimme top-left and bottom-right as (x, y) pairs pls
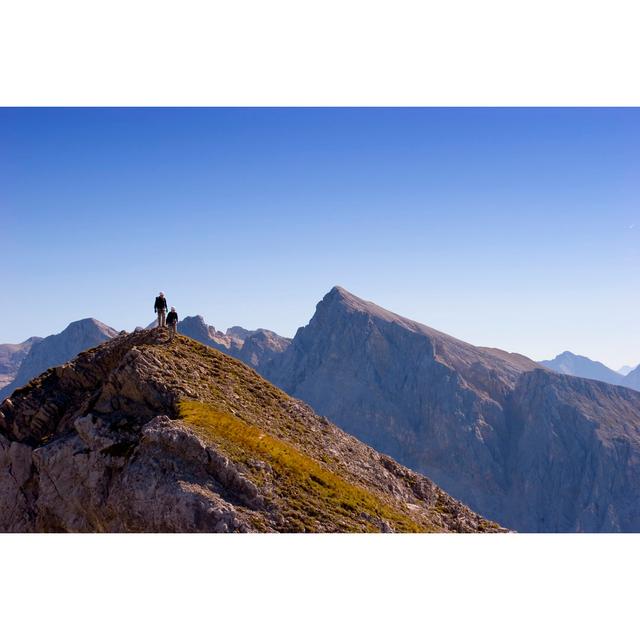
(0, 318), (118, 399)
(226, 326), (253, 340)
(312, 286), (539, 379)
(320, 286), (424, 331)
(180, 315), (210, 329)
(67, 317), (119, 334)
(539, 351), (630, 388)
(326, 285), (381, 310)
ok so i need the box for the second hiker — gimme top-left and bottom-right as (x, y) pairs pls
(167, 306), (178, 341)
(154, 291), (168, 328)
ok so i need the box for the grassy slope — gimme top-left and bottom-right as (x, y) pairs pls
(180, 399), (432, 532)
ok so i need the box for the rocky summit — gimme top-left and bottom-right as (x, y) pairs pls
(263, 286), (640, 533)
(0, 329), (502, 533)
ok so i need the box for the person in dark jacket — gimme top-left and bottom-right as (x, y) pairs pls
(166, 307), (178, 341)
(154, 292), (168, 328)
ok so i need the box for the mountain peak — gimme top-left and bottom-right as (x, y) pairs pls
(311, 286), (539, 379)
(321, 286), (407, 323)
(0, 317), (118, 399)
(67, 317), (119, 336)
(328, 284), (351, 297)
(180, 315), (210, 329)
(539, 351), (630, 387)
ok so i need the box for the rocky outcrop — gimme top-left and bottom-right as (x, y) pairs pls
(0, 329), (501, 533)
(0, 319), (118, 400)
(0, 336), (42, 388)
(264, 286), (640, 532)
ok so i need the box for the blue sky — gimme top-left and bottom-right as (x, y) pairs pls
(2, 108), (638, 368)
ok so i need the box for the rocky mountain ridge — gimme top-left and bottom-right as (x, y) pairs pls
(0, 328), (501, 533)
(1, 316), (290, 401)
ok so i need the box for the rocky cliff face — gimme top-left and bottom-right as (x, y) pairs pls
(0, 329), (501, 533)
(0, 337), (42, 388)
(264, 286), (640, 532)
(0, 319), (118, 400)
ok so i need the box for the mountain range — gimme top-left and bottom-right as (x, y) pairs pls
(0, 329), (500, 532)
(0, 317), (289, 400)
(2, 286), (640, 532)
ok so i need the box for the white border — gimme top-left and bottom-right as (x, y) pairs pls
(3, 533), (638, 639)
(1, 1), (639, 106)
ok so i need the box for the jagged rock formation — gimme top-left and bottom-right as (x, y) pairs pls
(0, 319), (118, 400)
(177, 315), (290, 369)
(0, 337), (42, 388)
(264, 286), (640, 532)
(0, 329), (501, 533)
(539, 351), (628, 387)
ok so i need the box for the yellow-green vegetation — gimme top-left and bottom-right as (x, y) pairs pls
(179, 399), (434, 533)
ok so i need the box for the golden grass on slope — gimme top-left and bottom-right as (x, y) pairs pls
(179, 399), (433, 533)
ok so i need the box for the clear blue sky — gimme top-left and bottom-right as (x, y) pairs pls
(2, 108), (638, 368)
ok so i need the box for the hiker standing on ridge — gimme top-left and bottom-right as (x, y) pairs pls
(154, 291), (168, 328)
(167, 307), (178, 341)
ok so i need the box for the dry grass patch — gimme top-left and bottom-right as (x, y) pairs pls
(179, 399), (433, 532)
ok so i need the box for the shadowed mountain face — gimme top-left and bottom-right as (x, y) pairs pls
(263, 286), (640, 532)
(0, 320), (118, 400)
(0, 330), (501, 533)
(539, 351), (629, 387)
(0, 337), (42, 388)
